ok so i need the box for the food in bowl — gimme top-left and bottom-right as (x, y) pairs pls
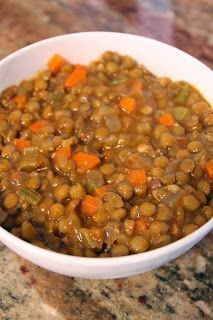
(0, 51), (212, 258)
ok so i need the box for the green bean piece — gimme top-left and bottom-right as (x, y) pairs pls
(175, 86), (190, 103)
(19, 153), (48, 172)
(23, 146), (39, 155)
(111, 78), (127, 85)
(18, 187), (41, 206)
(80, 228), (102, 249)
(173, 107), (191, 121)
(19, 154), (38, 172)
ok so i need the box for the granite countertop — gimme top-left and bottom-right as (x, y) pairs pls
(0, 1), (212, 319)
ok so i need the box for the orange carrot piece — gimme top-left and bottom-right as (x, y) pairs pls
(119, 96), (136, 113)
(82, 195), (98, 216)
(94, 185), (113, 197)
(14, 139), (31, 150)
(64, 65), (87, 88)
(205, 160), (213, 180)
(72, 152), (101, 173)
(158, 113), (174, 126)
(14, 95), (27, 109)
(48, 54), (66, 73)
(134, 219), (148, 234)
(30, 120), (50, 133)
(129, 169), (147, 186)
(53, 145), (72, 163)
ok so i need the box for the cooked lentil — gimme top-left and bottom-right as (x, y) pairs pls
(0, 51), (212, 257)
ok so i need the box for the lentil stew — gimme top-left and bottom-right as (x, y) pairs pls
(0, 51), (212, 257)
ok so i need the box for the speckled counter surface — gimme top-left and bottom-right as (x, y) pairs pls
(0, 1), (212, 319)
(0, 237), (212, 320)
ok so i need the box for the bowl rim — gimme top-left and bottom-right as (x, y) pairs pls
(0, 217), (212, 266)
(0, 31), (212, 74)
(0, 31), (212, 267)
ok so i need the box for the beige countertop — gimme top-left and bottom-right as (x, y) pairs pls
(0, 1), (212, 319)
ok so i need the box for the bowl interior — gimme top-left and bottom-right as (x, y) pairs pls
(0, 32), (212, 278)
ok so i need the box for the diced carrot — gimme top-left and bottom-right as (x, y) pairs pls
(134, 219), (148, 234)
(205, 160), (213, 180)
(82, 195), (98, 216)
(14, 95), (27, 109)
(64, 65), (87, 88)
(53, 145), (72, 163)
(119, 96), (136, 113)
(158, 113), (174, 126)
(30, 120), (50, 133)
(14, 139), (31, 150)
(11, 171), (26, 185)
(72, 152), (101, 173)
(95, 185), (113, 197)
(48, 54), (66, 73)
(129, 169), (147, 186)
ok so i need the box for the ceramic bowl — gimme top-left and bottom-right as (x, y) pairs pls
(0, 32), (212, 279)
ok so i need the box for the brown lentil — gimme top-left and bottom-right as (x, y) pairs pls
(69, 183), (85, 199)
(130, 236), (150, 253)
(4, 193), (18, 210)
(193, 214), (206, 226)
(110, 208), (127, 221)
(202, 206), (213, 220)
(160, 133), (175, 148)
(155, 204), (172, 221)
(139, 202), (157, 217)
(133, 183), (147, 196)
(103, 192), (123, 208)
(149, 221), (169, 235)
(183, 224), (198, 236)
(151, 235), (171, 249)
(182, 194), (200, 212)
(49, 203), (65, 220)
(176, 171), (189, 186)
(116, 181), (133, 200)
(21, 221), (37, 241)
(111, 244), (129, 257)
(187, 141), (203, 153)
(197, 179), (211, 195)
(179, 159), (195, 173)
(53, 184), (70, 201)
(154, 156), (169, 168)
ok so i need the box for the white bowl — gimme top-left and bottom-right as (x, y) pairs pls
(0, 32), (212, 279)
